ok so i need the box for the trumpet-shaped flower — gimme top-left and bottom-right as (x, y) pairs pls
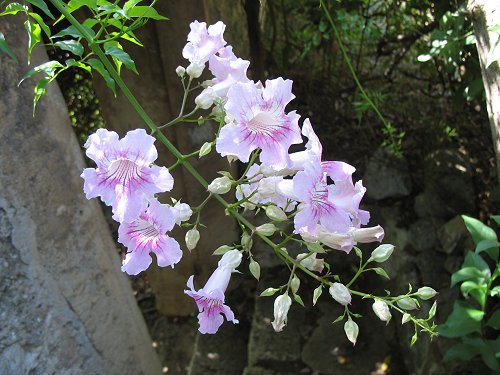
(185, 250), (242, 334)
(182, 21), (226, 78)
(118, 198), (182, 275)
(81, 129), (174, 223)
(216, 78), (302, 168)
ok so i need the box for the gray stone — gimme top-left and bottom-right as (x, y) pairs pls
(242, 366), (285, 375)
(414, 150), (474, 219)
(437, 216), (474, 255)
(409, 219), (441, 253)
(247, 294), (304, 367)
(188, 323), (248, 375)
(0, 15), (161, 374)
(302, 301), (391, 375)
(363, 148), (412, 200)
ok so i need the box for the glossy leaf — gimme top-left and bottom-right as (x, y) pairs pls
(127, 6), (168, 20)
(0, 3), (28, 16)
(105, 45), (138, 74)
(475, 239), (499, 262)
(0, 32), (17, 62)
(87, 58), (116, 96)
(462, 215), (497, 245)
(26, 0), (54, 19)
(25, 19), (41, 63)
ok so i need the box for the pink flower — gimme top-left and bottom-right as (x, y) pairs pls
(185, 250), (242, 334)
(118, 198), (183, 275)
(182, 21), (226, 78)
(81, 129), (174, 223)
(292, 162), (352, 236)
(216, 78), (302, 169)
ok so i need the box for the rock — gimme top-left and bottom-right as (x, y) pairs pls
(363, 148), (412, 200)
(409, 219), (441, 253)
(302, 301), (391, 375)
(247, 293), (304, 368)
(414, 150), (474, 219)
(188, 323), (248, 375)
(437, 216), (474, 255)
(0, 15), (161, 374)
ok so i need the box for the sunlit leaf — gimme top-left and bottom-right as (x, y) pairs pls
(0, 32), (17, 62)
(87, 58), (116, 96)
(55, 40), (84, 57)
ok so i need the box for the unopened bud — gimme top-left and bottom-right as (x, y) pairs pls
(255, 223), (277, 236)
(351, 225), (385, 243)
(272, 294), (292, 332)
(199, 142), (212, 157)
(175, 66), (186, 77)
(186, 62), (204, 78)
(185, 228), (200, 251)
(372, 300), (391, 324)
(329, 282), (351, 306)
(208, 176), (232, 194)
(290, 275), (300, 294)
(344, 318), (359, 345)
(369, 244), (394, 263)
(241, 232), (253, 251)
(416, 287), (437, 300)
(297, 252), (324, 273)
(265, 205), (287, 221)
(195, 88), (214, 109)
(396, 296), (418, 310)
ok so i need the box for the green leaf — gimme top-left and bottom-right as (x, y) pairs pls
(29, 12), (51, 37)
(443, 342), (481, 362)
(25, 19), (41, 63)
(260, 287), (280, 297)
(0, 32), (17, 62)
(52, 25), (84, 39)
(438, 301), (484, 338)
(306, 241), (326, 253)
(65, 59), (91, 73)
(460, 280), (487, 305)
(486, 309), (500, 330)
(462, 215), (498, 244)
(463, 251), (491, 274)
(371, 267), (390, 279)
(475, 239), (499, 261)
(332, 314), (344, 324)
(19, 60), (64, 85)
(87, 58), (116, 96)
(105, 45), (138, 74)
(26, 0), (54, 19)
(127, 6), (168, 20)
(428, 301), (437, 320)
(491, 215), (500, 226)
(0, 2), (28, 16)
(33, 77), (50, 115)
(54, 40), (84, 57)
(249, 259), (260, 281)
(451, 266), (489, 287)
(293, 293), (305, 307)
(313, 285), (322, 306)
(212, 245), (232, 255)
(490, 285), (500, 297)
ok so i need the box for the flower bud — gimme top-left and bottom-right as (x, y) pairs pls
(351, 225), (385, 243)
(241, 232), (253, 251)
(329, 282), (351, 306)
(272, 294), (292, 332)
(185, 228), (200, 251)
(297, 252), (324, 273)
(416, 287), (437, 300)
(186, 62), (204, 78)
(265, 205), (287, 222)
(208, 176), (232, 194)
(290, 275), (300, 294)
(344, 318), (359, 345)
(396, 296), (418, 310)
(199, 142), (212, 157)
(195, 88), (214, 109)
(372, 300), (391, 324)
(369, 244), (394, 263)
(175, 66), (186, 77)
(255, 223), (277, 236)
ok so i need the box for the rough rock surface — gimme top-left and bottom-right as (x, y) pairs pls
(363, 149), (412, 200)
(0, 15), (161, 374)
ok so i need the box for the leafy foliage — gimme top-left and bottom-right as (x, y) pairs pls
(439, 215), (500, 372)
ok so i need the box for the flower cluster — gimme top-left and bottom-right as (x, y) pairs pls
(80, 21), (437, 341)
(81, 128), (192, 275)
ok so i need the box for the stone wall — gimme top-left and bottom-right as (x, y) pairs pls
(0, 15), (162, 374)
